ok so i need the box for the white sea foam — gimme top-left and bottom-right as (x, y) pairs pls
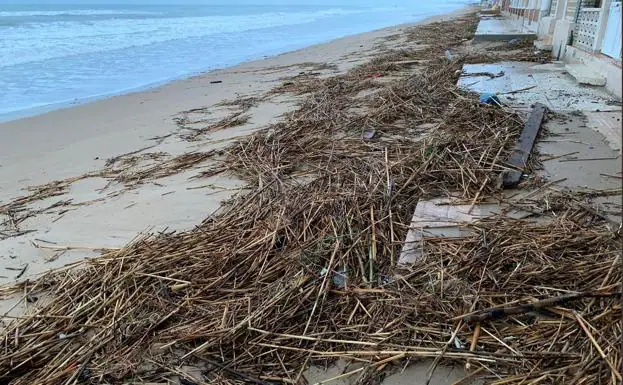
(0, 8), (369, 68)
(0, 9), (160, 17)
(0, 2), (469, 120)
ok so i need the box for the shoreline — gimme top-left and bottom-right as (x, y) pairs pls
(0, 8), (458, 124)
(0, 7), (475, 287)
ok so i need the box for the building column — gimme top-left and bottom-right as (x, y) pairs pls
(593, 0), (612, 53)
(541, 0), (553, 16)
(553, 0), (567, 19)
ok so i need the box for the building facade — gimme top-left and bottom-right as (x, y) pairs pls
(496, 0), (621, 97)
(500, 0), (554, 31)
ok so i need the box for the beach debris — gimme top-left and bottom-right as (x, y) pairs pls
(6, 264), (28, 279)
(460, 290), (622, 324)
(104, 144), (158, 167)
(502, 102), (547, 187)
(508, 37), (522, 46)
(499, 85), (537, 95)
(469, 40), (551, 63)
(399, 197), (530, 265)
(174, 97), (257, 141)
(0, 179), (87, 241)
(332, 267), (347, 289)
(106, 151), (216, 188)
(362, 128), (376, 140)
(25, 294), (38, 303)
(444, 49), (454, 61)
(391, 59), (420, 66)
(461, 70), (504, 79)
(0, 14), (619, 385)
(209, 80), (223, 84)
(479, 91), (501, 105)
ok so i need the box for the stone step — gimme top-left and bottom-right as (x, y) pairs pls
(474, 18), (537, 42)
(479, 9), (500, 16)
(534, 39), (553, 51)
(565, 64), (606, 86)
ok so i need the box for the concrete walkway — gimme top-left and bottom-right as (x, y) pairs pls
(474, 16), (537, 42)
(457, 61), (618, 112)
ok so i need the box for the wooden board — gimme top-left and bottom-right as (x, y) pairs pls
(502, 102), (547, 188)
(398, 197), (529, 265)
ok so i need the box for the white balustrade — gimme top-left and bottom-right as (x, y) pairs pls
(574, 8), (601, 51)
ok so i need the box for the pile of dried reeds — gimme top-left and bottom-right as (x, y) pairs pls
(0, 13), (620, 385)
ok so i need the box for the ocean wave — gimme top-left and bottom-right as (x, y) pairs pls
(0, 2), (468, 119)
(0, 7), (374, 68)
(0, 9), (160, 17)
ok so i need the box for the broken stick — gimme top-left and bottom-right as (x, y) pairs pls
(458, 291), (621, 324)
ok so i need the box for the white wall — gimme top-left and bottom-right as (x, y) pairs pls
(564, 45), (622, 98)
(552, 18), (575, 58)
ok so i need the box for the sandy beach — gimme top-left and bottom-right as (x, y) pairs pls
(1, 5), (621, 385)
(0, 10), (477, 384)
(0, 9), (469, 287)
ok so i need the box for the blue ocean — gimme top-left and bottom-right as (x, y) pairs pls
(0, 2), (468, 120)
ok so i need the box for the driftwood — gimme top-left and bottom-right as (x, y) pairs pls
(502, 102), (547, 187)
(460, 291), (622, 323)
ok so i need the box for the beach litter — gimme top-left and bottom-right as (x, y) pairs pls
(479, 92), (501, 105)
(445, 49), (454, 61)
(362, 128), (376, 140)
(0, 13), (620, 385)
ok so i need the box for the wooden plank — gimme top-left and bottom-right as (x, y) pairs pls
(398, 197), (529, 265)
(502, 102), (547, 188)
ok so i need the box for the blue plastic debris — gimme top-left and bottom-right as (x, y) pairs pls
(508, 38), (522, 46)
(479, 92), (501, 106)
(444, 49), (454, 61)
(332, 267), (347, 289)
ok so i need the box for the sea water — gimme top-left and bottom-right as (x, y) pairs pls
(0, 2), (468, 121)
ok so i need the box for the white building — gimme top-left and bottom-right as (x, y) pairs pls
(499, 0), (622, 98)
(499, 0), (554, 32)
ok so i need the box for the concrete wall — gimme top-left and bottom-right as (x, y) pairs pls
(504, 13), (541, 32)
(538, 16), (557, 39)
(534, 0), (621, 99)
(501, 0), (549, 32)
(564, 45), (623, 98)
(551, 18), (575, 59)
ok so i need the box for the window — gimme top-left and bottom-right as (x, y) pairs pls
(566, 0), (578, 19)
